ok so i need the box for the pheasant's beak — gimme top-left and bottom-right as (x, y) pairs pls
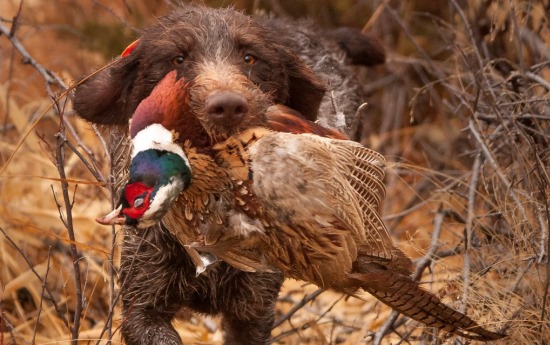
(96, 205), (126, 225)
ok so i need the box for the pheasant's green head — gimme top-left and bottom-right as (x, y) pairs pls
(97, 125), (191, 228)
(97, 124), (191, 228)
(97, 70), (195, 228)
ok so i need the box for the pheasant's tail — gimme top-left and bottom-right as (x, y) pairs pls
(349, 270), (505, 341)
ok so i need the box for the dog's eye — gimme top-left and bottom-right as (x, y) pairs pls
(172, 56), (185, 66)
(244, 54), (257, 66)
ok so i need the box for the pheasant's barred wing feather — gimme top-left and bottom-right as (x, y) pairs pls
(345, 144), (386, 210)
(327, 139), (396, 260)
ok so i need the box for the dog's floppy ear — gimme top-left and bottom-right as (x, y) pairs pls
(73, 41), (141, 125)
(280, 48), (326, 122)
(326, 27), (385, 66)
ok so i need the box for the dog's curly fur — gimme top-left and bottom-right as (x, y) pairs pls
(73, 5), (384, 345)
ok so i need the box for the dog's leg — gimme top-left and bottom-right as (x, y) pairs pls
(119, 227), (191, 345)
(219, 270), (284, 345)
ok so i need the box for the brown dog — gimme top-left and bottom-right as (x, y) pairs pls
(73, 4), (384, 345)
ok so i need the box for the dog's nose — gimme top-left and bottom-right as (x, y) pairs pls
(205, 91), (249, 127)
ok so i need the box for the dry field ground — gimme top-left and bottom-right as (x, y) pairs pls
(0, 0), (549, 344)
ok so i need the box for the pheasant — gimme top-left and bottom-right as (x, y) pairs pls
(98, 71), (504, 341)
(97, 71), (344, 273)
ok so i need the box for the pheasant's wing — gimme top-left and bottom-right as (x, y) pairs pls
(327, 139), (395, 260)
(213, 130), (360, 286)
(217, 129), (398, 284)
(332, 142), (386, 211)
(247, 132), (365, 241)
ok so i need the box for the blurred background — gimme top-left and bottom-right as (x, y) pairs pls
(1, 0), (549, 344)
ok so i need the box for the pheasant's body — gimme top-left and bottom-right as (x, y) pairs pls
(210, 128), (396, 287)
(156, 128), (501, 340)
(197, 128), (500, 340)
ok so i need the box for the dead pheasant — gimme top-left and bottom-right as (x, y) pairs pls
(97, 71), (345, 273)
(98, 71), (504, 341)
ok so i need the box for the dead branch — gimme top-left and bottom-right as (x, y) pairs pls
(468, 118), (529, 221)
(0, 16), (114, 180)
(271, 294), (346, 343)
(0, 22), (66, 90)
(54, 107), (83, 344)
(461, 154), (482, 318)
(57, 131), (105, 184)
(273, 288), (324, 329)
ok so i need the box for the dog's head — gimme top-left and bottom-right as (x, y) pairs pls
(73, 5), (327, 134)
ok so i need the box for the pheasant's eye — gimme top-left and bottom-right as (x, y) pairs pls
(123, 182), (152, 219)
(172, 56), (185, 66)
(133, 197), (145, 208)
(244, 54), (257, 66)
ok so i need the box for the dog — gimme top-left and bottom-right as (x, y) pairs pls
(73, 4), (384, 345)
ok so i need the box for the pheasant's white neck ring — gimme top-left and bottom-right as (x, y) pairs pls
(131, 123), (190, 169)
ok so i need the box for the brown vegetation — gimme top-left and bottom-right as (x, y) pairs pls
(1, 0), (549, 344)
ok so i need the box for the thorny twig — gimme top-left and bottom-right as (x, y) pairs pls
(94, 233), (154, 344)
(94, 125), (132, 344)
(106, 225), (118, 344)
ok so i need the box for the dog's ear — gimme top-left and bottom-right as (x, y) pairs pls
(326, 27), (385, 66)
(73, 43), (141, 125)
(281, 49), (326, 122)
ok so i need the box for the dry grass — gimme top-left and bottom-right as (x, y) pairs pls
(0, 0), (549, 344)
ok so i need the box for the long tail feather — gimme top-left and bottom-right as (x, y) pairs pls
(349, 268), (504, 341)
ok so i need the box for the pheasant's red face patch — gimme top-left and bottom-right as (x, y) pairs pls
(122, 182), (153, 219)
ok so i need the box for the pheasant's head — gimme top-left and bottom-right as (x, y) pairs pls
(97, 70), (196, 228)
(97, 123), (192, 228)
